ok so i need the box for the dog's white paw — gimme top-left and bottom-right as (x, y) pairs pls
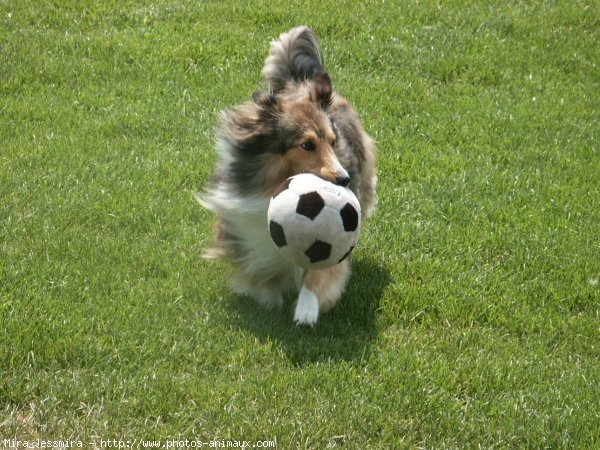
(294, 287), (319, 326)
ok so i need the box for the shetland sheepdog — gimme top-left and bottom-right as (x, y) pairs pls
(198, 26), (377, 326)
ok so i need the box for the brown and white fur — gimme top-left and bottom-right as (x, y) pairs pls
(198, 26), (377, 326)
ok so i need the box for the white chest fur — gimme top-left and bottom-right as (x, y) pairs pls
(199, 190), (297, 282)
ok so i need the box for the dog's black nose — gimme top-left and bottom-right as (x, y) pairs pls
(335, 176), (351, 187)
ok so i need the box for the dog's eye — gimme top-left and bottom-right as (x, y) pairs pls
(301, 141), (316, 151)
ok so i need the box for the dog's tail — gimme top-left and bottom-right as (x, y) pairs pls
(261, 26), (325, 92)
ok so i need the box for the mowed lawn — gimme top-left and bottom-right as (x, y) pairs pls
(1, 0), (599, 448)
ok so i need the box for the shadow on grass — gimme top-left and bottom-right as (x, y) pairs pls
(222, 258), (391, 366)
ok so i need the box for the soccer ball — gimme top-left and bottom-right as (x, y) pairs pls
(267, 173), (361, 270)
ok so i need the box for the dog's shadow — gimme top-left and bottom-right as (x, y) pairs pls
(223, 258), (391, 366)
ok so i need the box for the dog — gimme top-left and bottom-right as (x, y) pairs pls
(197, 26), (377, 326)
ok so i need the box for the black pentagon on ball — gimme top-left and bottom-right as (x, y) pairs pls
(296, 191), (325, 220)
(272, 177), (292, 199)
(269, 220), (287, 247)
(305, 239), (332, 263)
(340, 202), (359, 232)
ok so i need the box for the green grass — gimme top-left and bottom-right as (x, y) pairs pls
(2, 0), (599, 448)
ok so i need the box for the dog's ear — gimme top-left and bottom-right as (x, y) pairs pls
(310, 72), (333, 109)
(252, 91), (278, 108)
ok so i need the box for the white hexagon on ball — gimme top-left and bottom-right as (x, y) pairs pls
(267, 173), (361, 270)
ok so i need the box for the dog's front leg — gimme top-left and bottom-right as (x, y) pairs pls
(294, 260), (351, 326)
